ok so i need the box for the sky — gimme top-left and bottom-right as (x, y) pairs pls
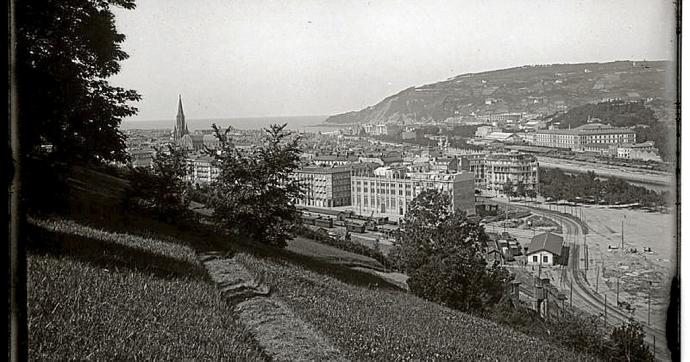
(110, 0), (676, 121)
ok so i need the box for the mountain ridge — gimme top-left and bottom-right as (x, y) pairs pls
(325, 60), (675, 124)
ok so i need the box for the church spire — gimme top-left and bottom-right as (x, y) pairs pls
(175, 95), (188, 140)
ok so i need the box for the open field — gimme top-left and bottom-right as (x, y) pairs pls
(580, 206), (675, 327)
(27, 218), (266, 360)
(236, 252), (594, 361)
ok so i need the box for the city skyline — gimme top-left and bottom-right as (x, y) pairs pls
(110, 0), (676, 122)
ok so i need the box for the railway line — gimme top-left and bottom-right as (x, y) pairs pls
(489, 199), (671, 360)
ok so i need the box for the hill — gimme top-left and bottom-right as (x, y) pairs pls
(325, 60), (675, 124)
(26, 165), (593, 360)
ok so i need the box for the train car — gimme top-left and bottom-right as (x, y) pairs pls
(345, 222), (366, 233)
(314, 218), (334, 228)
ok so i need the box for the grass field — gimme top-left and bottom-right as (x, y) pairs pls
(27, 218), (267, 360)
(235, 252), (594, 361)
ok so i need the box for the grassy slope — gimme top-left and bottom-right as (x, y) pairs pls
(34, 165), (595, 360)
(237, 252), (595, 361)
(27, 218), (266, 360)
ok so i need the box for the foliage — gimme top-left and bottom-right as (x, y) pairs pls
(127, 145), (192, 223)
(606, 320), (654, 361)
(207, 123), (304, 247)
(539, 167), (668, 207)
(393, 189), (512, 312)
(16, 0), (141, 163)
(27, 218), (266, 360)
(236, 252), (592, 360)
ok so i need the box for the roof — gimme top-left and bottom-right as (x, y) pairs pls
(485, 132), (516, 140)
(527, 232), (563, 256)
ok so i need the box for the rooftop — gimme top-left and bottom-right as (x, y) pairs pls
(527, 232), (563, 256)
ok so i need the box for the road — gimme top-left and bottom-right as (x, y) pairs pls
(537, 156), (673, 189)
(491, 199), (671, 360)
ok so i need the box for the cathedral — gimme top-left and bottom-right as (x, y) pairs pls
(173, 95), (193, 150)
(172, 95), (220, 151)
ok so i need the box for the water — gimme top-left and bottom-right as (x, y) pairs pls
(121, 115), (348, 133)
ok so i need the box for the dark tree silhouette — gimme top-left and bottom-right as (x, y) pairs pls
(207, 124), (304, 247)
(16, 0), (141, 163)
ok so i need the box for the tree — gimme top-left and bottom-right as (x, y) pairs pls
(606, 320), (654, 362)
(127, 145), (191, 222)
(16, 0), (141, 163)
(207, 124), (304, 247)
(502, 182), (514, 198)
(393, 189), (512, 312)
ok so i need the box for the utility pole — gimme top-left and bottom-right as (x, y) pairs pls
(616, 277), (620, 306)
(621, 216), (624, 250)
(648, 280), (652, 326)
(570, 281), (573, 308)
(604, 294), (608, 329)
(595, 264), (599, 293)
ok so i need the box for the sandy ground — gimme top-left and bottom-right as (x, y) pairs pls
(579, 206), (675, 327)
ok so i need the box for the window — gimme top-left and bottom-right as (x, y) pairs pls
(543, 255), (548, 263)
(532, 255), (538, 262)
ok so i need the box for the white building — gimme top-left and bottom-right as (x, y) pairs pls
(351, 167), (475, 220)
(526, 232), (563, 266)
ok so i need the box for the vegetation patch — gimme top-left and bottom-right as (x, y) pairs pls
(27, 218), (267, 360)
(236, 253), (590, 361)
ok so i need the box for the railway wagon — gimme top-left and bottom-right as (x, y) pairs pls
(314, 218), (334, 228)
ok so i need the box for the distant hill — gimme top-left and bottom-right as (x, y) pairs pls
(325, 61), (675, 124)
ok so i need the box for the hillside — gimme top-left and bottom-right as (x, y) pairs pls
(325, 60), (675, 124)
(26, 165), (594, 360)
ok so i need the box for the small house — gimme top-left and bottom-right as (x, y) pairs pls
(526, 232), (563, 266)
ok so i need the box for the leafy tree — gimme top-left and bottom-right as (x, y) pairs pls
(515, 182), (526, 199)
(394, 189), (512, 312)
(207, 124), (304, 247)
(606, 320), (654, 362)
(127, 145), (191, 222)
(502, 182), (514, 198)
(16, 0), (141, 163)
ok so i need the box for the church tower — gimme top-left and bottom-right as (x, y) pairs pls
(173, 95), (189, 141)
(173, 95), (193, 150)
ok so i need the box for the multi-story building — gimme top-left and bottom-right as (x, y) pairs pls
(292, 166), (352, 208)
(351, 167), (475, 219)
(531, 123), (636, 150)
(186, 155), (220, 184)
(483, 152), (539, 196)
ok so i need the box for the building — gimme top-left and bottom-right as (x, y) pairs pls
(475, 126), (502, 138)
(292, 166), (352, 208)
(531, 123), (636, 150)
(526, 232), (563, 266)
(484, 132), (520, 143)
(483, 152), (539, 196)
(616, 141), (662, 161)
(351, 167), (475, 220)
(186, 155), (220, 184)
(128, 148), (155, 168)
(190, 133), (221, 151)
(172, 95), (193, 150)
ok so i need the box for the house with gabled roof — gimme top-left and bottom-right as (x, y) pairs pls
(526, 232), (563, 266)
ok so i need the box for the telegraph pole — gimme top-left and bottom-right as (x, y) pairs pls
(647, 280), (652, 326)
(595, 264), (599, 293)
(570, 281), (573, 308)
(604, 294), (608, 329)
(616, 277), (620, 306)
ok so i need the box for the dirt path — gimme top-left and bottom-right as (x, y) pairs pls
(199, 251), (345, 361)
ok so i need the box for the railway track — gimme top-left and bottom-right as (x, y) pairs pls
(488, 199), (671, 360)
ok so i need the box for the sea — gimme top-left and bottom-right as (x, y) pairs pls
(120, 115), (350, 134)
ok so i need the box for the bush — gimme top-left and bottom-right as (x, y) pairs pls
(126, 145), (192, 224)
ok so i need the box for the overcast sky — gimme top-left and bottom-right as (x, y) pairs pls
(110, 0), (676, 121)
